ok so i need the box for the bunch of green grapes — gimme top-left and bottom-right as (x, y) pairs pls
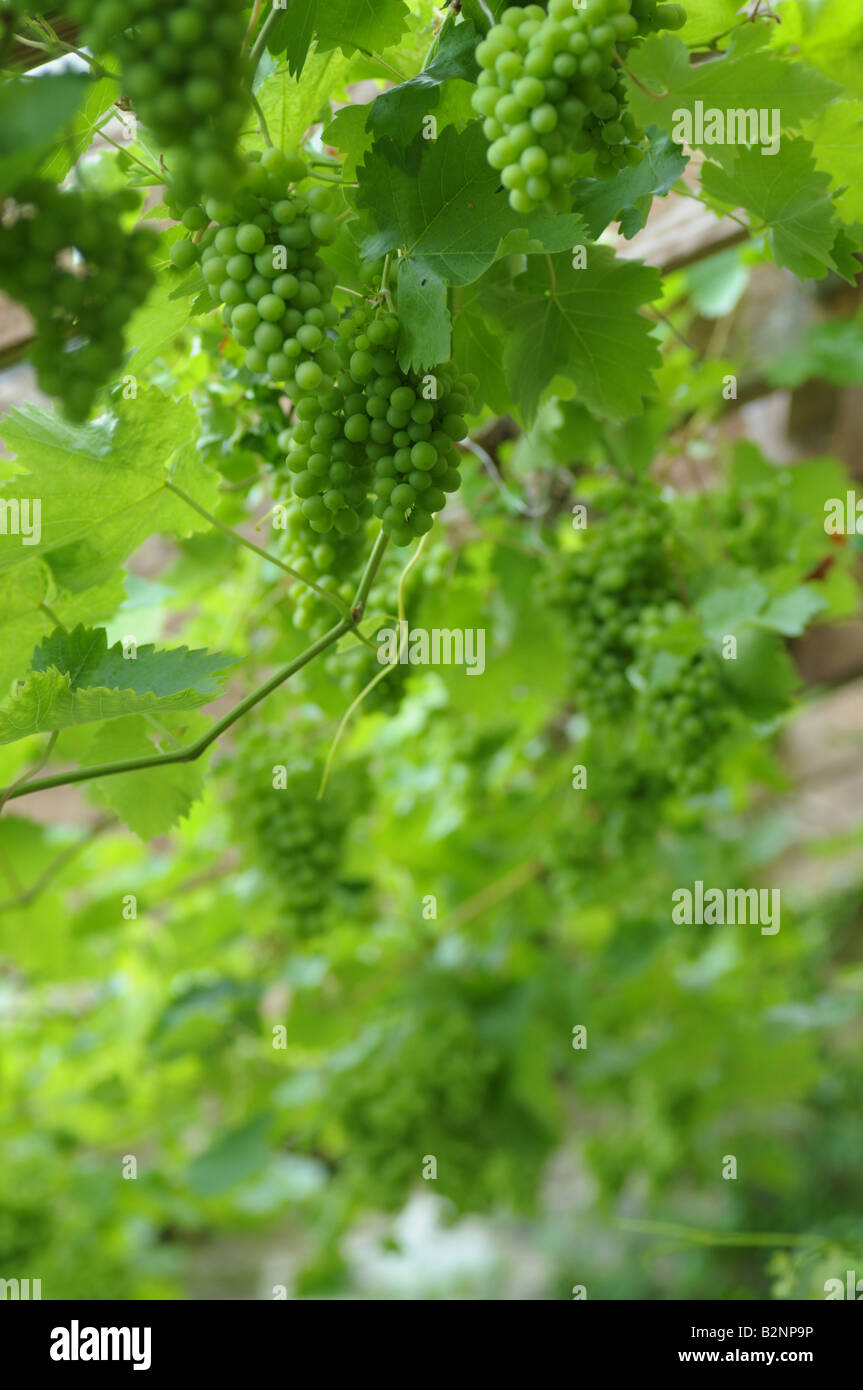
(638, 650), (732, 795)
(283, 302), (475, 548)
(325, 990), (556, 1211)
(232, 744), (362, 938)
(275, 496), (369, 635)
(170, 150), (340, 386)
(62, 0), (250, 202)
(545, 501), (678, 718)
(472, 0), (686, 210)
(0, 181), (155, 420)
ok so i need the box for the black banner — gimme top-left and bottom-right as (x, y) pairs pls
(1, 1298), (857, 1375)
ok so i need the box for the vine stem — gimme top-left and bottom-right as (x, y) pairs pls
(242, 0), (264, 53)
(0, 532), (390, 806)
(250, 91), (272, 147)
(0, 731), (58, 815)
(249, 4), (282, 71)
(164, 478), (352, 621)
(619, 1219), (824, 1249)
(318, 532), (420, 799)
(447, 857), (542, 930)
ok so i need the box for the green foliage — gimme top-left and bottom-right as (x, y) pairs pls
(1, 0), (862, 1304)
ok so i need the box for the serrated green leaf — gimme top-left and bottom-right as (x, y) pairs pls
(252, 48), (353, 155)
(802, 100), (863, 226)
(396, 260), (451, 370)
(700, 138), (850, 281)
(484, 247), (661, 423)
(573, 127), (688, 239)
(356, 124), (586, 289)
(625, 29), (839, 146)
(451, 281), (509, 417)
(81, 713), (210, 839)
(0, 391), (218, 592)
(0, 626), (235, 744)
(39, 74), (119, 185)
(0, 566), (125, 695)
(315, 0), (409, 58)
(367, 16), (480, 144)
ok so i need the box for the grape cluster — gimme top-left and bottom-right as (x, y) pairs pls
(472, 0), (687, 211)
(326, 990), (555, 1211)
(171, 149), (340, 386)
(234, 746), (360, 938)
(283, 302), (475, 548)
(276, 495), (368, 635)
(63, 0), (250, 202)
(0, 181), (155, 420)
(639, 650), (731, 795)
(545, 501), (678, 717)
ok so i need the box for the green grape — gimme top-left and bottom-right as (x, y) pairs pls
(541, 495), (678, 719)
(0, 182), (155, 421)
(639, 650), (732, 794)
(172, 153), (339, 388)
(472, 0), (688, 212)
(277, 302), (475, 549)
(323, 980), (557, 1211)
(230, 737), (366, 938)
(63, 0), (251, 202)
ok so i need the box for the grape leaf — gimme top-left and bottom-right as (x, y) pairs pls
(253, 49), (353, 155)
(573, 127), (688, 239)
(0, 566), (125, 695)
(81, 713), (210, 839)
(484, 247), (662, 423)
(772, 0), (863, 100)
(758, 586), (828, 637)
(625, 28), (840, 149)
(676, 0), (741, 48)
(266, 4), (317, 78)
(700, 139), (853, 282)
(718, 628), (798, 720)
(0, 391), (219, 591)
(323, 105), (373, 180)
(39, 74), (119, 185)
(396, 261), (451, 371)
(802, 100), (863, 226)
(451, 280), (510, 418)
(315, 0), (409, 58)
(0, 625), (236, 744)
(367, 16), (480, 144)
(356, 125), (586, 286)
